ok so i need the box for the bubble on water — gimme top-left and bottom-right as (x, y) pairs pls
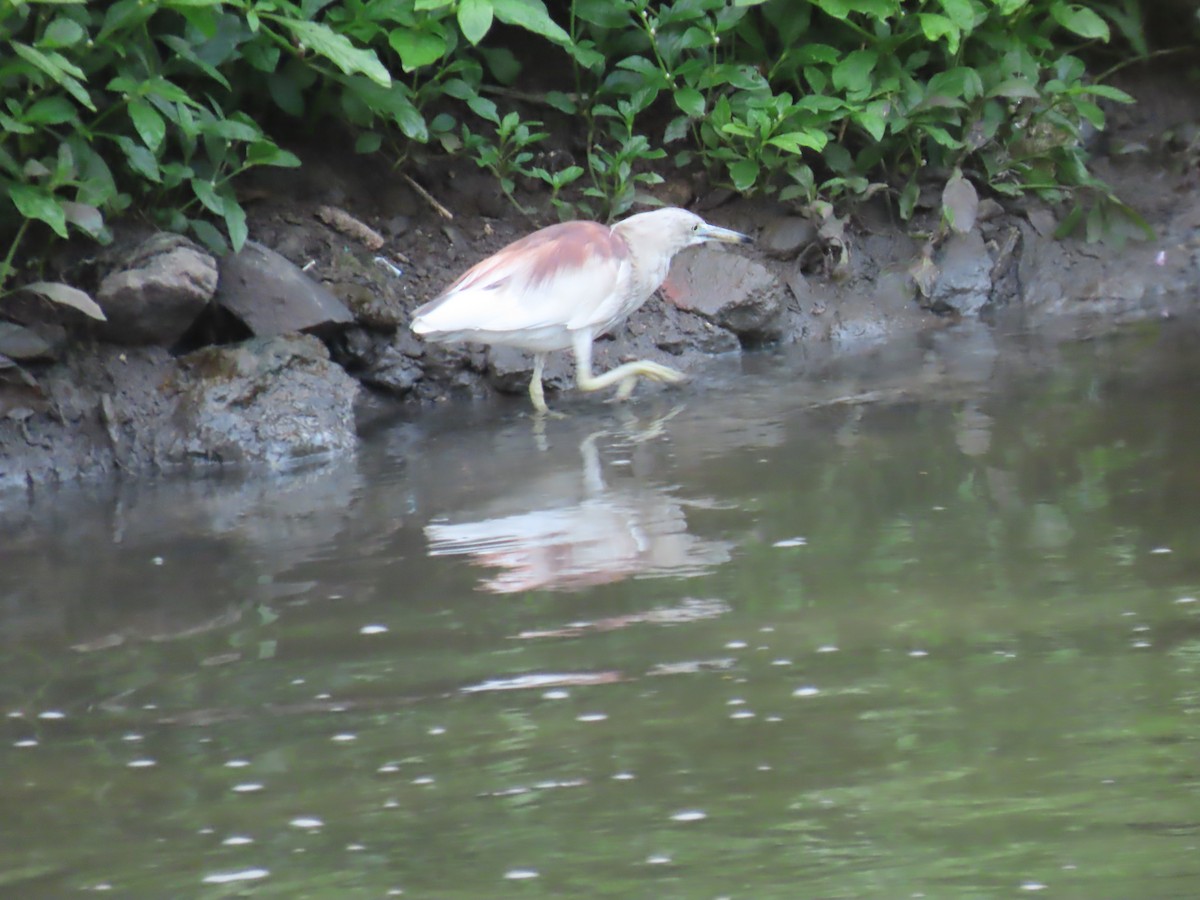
(504, 869), (539, 880)
(314, 693), (332, 701)
(7, 711), (25, 719)
(793, 686), (820, 698)
(346, 843), (366, 851)
(909, 650), (929, 658)
(198, 827), (215, 835)
(931, 506), (946, 511)
(816, 645), (839, 653)
(290, 678), (306, 685)
(671, 810), (707, 822)
(725, 640), (747, 649)
(1020, 881), (1047, 892)
(576, 713), (608, 722)
(1132, 641), (1152, 649)
(332, 733), (357, 742)
(222, 835), (253, 846)
(612, 772), (636, 781)
(765, 715), (783, 723)
(757, 764), (772, 771)
(232, 783), (263, 793)
(1176, 596), (1197, 605)
(542, 689), (570, 700)
(152, 556), (165, 566)
(771, 659), (793, 666)
(646, 854), (672, 865)
(122, 733), (143, 742)
(1150, 547), (1172, 555)
(412, 776), (435, 785)
(127, 759), (156, 768)
(384, 799), (400, 808)
(428, 726), (446, 735)
(225, 759), (250, 768)
(386, 890), (405, 896)
(14, 739), (38, 748)
(201, 868), (268, 884)
(360, 624), (389, 635)
(38, 710), (66, 720)
(727, 698), (746, 706)
(730, 710), (755, 719)
(378, 764), (400, 774)
(289, 817), (323, 829)
(91, 883), (113, 891)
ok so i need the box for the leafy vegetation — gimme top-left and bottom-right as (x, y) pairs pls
(1, 0), (1158, 299)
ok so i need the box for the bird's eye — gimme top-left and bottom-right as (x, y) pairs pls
(691, 222), (701, 232)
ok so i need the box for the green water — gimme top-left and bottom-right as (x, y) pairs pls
(2, 323), (1199, 899)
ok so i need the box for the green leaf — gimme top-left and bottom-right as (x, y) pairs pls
(276, 18), (391, 87)
(11, 42), (95, 111)
(766, 130), (828, 153)
(1077, 83), (1134, 104)
(492, 0), (571, 46)
(728, 159), (759, 193)
(246, 142), (301, 168)
(22, 96), (77, 126)
(937, 0), (976, 31)
(9, 185), (69, 238)
(987, 77), (1040, 99)
(355, 132), (383, 154)
(467, 95), (499, 123)
(389, 27), (447, 71)
(128, 98), (166, 152)
(457, 0), (494, 44)
(190, 178), (224, 216)
(1050, 3), (1110, 41)
(674, 87), (705, 118)
(223, 197), (248, 253)
(39, 18), (86, 49)
(189, 218), (228, 255)
(917, 13), (960, 53)
(831, 49), (877, 95)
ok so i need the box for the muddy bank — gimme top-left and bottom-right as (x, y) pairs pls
(2, 64), (1198, 493)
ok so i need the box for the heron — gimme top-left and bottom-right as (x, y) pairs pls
(410, 207), (752, 414)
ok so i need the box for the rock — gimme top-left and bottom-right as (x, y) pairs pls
(215, 240), (354, 337)
(664, 249), (786, 344)
(929, 231), (994, 316)
(170, 334), (358, 467)
(759, 216), (818, 259)
(0, 322), (54, 361)
(95, 233), (218, 345)
(487, 345), (572, 396)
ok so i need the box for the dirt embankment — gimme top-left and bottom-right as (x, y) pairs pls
(1, 63), (1198, 492)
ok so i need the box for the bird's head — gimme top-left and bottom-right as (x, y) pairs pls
(613, 207), (752, 258)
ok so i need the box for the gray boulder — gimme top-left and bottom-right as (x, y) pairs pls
(215, 241), (354, 336)
(95, 233), (218, 345)
(168, 334), (358, 467)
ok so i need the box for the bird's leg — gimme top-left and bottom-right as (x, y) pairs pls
(571, 332), (686, 403)
(528, 353), (550, 415)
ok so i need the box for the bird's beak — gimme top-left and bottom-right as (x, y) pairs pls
(697, 222), (752, 244)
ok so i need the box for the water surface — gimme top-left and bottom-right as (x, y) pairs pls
(2, 322), (1199, 898)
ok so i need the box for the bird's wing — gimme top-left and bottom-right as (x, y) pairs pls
(412, 222), (632, 336)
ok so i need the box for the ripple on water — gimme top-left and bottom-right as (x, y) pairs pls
(504, 869), (539, 880)
(289, 817), (323, 829)
(671, 810), (707, 822)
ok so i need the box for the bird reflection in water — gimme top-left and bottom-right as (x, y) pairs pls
(423, 416), (732, 594)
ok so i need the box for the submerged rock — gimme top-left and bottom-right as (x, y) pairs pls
(95, 233), (218, 345)
(169, 334), (358, 467)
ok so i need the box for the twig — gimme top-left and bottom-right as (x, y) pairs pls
(402, 173), (454, 221)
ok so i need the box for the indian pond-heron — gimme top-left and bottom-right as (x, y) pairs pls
(410, 207), (752, 414)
